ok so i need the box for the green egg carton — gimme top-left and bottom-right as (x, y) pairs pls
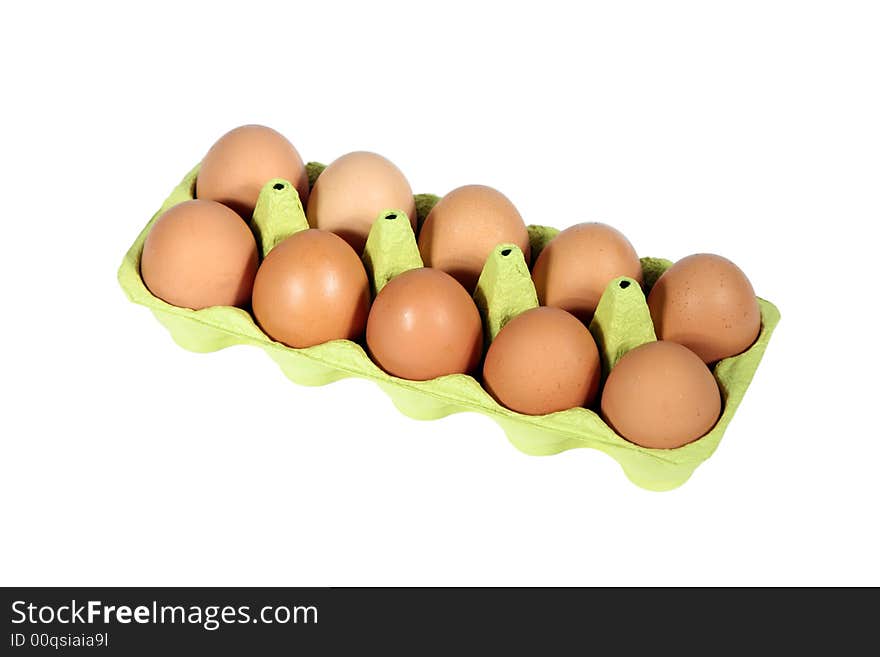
(118, 163), (780, 491)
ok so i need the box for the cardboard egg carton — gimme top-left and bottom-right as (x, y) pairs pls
(118, 163), (780, 491)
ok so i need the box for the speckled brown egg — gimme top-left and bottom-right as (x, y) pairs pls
(306, 151), (416, 255)
(252, 229), (370, 349)
(531, 222), (642, 324)
(418, 185), (530, 292)
(647, 253), (761, 363)
(196, 125), (309, 218)
(482, 307), (601, 416)
(366, 268), (483, 381)
(140, 199), (258, 310)
(601, 341), (721, 449)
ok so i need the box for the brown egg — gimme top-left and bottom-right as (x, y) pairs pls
(601, 341), (721, 449)
(482, 307), (601, 415)
(141, 199), (258, 310)
(196, 125), (309, 218)
(531, 222), (642, 324)
(306, 151), (416, 254)
(647, 253), (761, 363)
(252, 230), (370, 348)
(366, 268), (483, 381)
(418, 185), (530, 292)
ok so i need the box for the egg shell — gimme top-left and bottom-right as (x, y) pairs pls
(601, 341), (722, 449)
(366, 268), (483, 381)
(418, 185), (530, 292)
(196, 125), (309, 218)
(483, 307), (601, 416)
(647, 253), (761, 363)
(306, 151), (416, 254)
(252, 229), (370, 349)
(531, 222), (642, 324)
(140, 199), (258, 310)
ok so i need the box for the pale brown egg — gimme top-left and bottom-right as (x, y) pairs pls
(482, 307), (601, 415)
(647, 253), (761, 363)
(601, 341), (721, 449)
(531, 222), (642, 324)
(418, 185), (530, 292)
(196, 125), (309, 218)
(252, 230), (370, 349)
(306, 151), (416, 254)
(366, 268), (483, 381)
(141, 199), (258, 310)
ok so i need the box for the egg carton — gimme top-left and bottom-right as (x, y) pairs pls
(118, 163), (780, 491)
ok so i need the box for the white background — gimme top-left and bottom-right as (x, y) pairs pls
(1, 1), (878, 586)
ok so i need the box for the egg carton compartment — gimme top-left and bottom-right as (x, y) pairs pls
(118, 163), (780, 491)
